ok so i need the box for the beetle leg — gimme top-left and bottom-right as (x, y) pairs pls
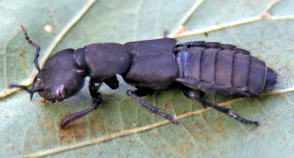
(132, 87), (154, 97)
(127, 89), (181, 125)
(104, 76), (119, 90)
(199, 91), (207, 109)
(60, 79), (103, 129)
(89, 79), (103, 98)
(181, 88), (259, 126)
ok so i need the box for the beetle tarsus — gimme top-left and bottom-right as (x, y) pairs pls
(228, 111), (259, 126)
(60, 94), (102, 129)
(60, 115), (71, 129)
(181, 88), (259, 126)
(127, 90), (181, 125)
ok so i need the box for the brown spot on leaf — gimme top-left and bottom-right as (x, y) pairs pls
(215, 132), (227, 136)
(19, 50), (26, 59)
(59, 135), (66, 141)
(19, 50), (28, 72)
(165, 103), (170, 109)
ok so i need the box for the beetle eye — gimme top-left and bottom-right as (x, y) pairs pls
(56, 85), (66, 98)
(55, 85), (67, 101)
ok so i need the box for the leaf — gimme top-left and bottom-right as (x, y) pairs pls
(1, 0), (294, 157)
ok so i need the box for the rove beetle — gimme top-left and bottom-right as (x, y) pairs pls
(10, 26), (277, 129)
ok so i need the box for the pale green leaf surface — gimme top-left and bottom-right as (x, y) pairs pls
(1, 0), (294, 157)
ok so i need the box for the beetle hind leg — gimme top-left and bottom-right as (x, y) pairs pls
(127, 89), (181, 125)
(181, 87), (259, 126)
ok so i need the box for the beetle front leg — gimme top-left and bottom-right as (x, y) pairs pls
(181, 87), (259, 126)
(127, 89), (181, 125)
(60, 79), (103, 129)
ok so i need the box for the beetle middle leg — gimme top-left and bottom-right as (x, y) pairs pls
(181, 87), (259, 126)
(127, 88), (181, 125)
(60, 79), (103, 128)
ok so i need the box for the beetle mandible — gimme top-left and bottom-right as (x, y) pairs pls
(10, 26), (277, 128)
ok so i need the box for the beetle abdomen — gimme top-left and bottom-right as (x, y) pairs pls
(175, 42), (277, 96)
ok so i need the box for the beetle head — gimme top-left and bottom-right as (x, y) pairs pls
(30, 74), (68, 103)
(31, 72), (65, 103)
(11, 49), (86, 103)
(36, 48), (86, 102)
(10, 25), (86, 103)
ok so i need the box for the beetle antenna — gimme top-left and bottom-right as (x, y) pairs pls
(9, 84), (45, 100)
(20, 25), (41, 72)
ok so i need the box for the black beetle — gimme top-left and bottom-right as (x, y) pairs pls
(10, 26), (277, 128)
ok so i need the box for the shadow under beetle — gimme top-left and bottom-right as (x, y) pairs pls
(10, 26), (277, 129)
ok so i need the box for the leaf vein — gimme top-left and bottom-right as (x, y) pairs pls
(169, 0), (205, 37)
(170, 16), (294, 38)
